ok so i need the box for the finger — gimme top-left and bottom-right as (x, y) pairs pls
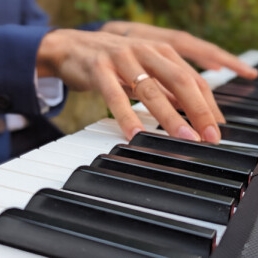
(122, 79), (179, 108)
(134, 77), (201, 142)
(138, 43), (225, 124)
(152, 43), (225, 123)
(183, 38), (258, 79)
(209, 48), (258, 79)
(193, 74), (226, 123)
(90, 67), (145, 140)
(152, 79), (179, 108)
(111, 50), (201, 142)
(136, 47), (221, 143)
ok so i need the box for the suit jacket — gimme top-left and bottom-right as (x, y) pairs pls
(0, 0), (48, 25)
(0, 0), (105, 163)
(0, 0), (61, 163)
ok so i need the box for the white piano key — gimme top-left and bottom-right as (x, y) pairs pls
(0, 186), (32, 210)
(0, 245), (45, 258)
(0, 168), (62, 194)
(1, 158), (72, 182)
(238, 49), (258, 66)
(21, 149), (89, 169)
(96, 117), (165, 135)
(86, 119), (125, 136)
(40, 141), (104, 161)
(0, 206), (5, 214)
(59, 130), (127, 151)
(132, 102), (149, 113)
(0, 164), (66, 217)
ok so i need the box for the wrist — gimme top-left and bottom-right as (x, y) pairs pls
(36, 29), (66, 78)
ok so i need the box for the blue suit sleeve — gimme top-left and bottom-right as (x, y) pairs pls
(22, 0), (49, 26)
(0, 0), (49, 26)
(0, 24), (51, 115)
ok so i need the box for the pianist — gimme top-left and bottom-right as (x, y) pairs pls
(0, 0), (257, 164)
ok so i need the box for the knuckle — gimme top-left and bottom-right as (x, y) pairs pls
(162, 113), (176, 128)
(140, 83), (161, 101)
(203, 42), (222, 58)
(106, 90), (125, 105)
(191, 104), (211, 119)
(89, 52), (110, 70)
(177, 30), (192, 40)
(196, 77), (210, 92)
(111, 46), (132, 61)
(157, 42), (175, 54)
(117, 111), (133, 126)
(175, 72), (195, 87)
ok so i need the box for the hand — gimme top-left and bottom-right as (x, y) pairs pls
(36, 28), (226, 143)
(101, 21), (258, 79)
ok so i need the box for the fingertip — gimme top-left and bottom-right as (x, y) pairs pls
(176, 125), (201, 142)
(201, 125), (221, 144)
(249, 68), (258, 79)
(123, 126), (144, 141)
(129, 127), (144, 140)
(238, 63), (258, 79)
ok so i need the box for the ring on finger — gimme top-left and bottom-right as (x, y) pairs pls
(131, 73), (151, 93)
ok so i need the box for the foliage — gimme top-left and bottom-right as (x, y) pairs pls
(74, 0), (258, 54)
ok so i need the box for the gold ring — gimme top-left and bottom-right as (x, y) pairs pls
(131, 73), (150, 92)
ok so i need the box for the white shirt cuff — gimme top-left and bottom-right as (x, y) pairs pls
(6, 73), (64, 131)
(34, 69), (63, 113)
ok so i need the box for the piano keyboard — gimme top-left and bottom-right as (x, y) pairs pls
(1, 50), (258, 257)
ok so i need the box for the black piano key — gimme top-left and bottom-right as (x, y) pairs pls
(215, 94), (258, 127)
(215, 93), (258, 108)
(91, 154), (244, 202)
(0, 208), (186, 258)
(219, 122), (258, 146)
(63, 165), (236, 224)
(214, 82), (258, 101)
(217, 143), (258, 156)
(109, 144), (251, 187)
(129, 131), (258, 175)
(229, 75), (258, 85)
(211, 176), (258, 258)
(159, 113), (258, 146)
(25, 188), (215, 258)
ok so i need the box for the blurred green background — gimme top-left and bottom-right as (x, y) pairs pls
(37, 0), (258, 133)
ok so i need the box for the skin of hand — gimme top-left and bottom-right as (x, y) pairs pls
(101, 21), (258, 79)
(36, 27), (256, 144)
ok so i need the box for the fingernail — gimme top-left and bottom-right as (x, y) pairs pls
(252, 68), (258, 77)
(177, 125), (200, 141)
(202, 125), (220, 143)
(131, 127), (143, 138)
(248, 68), (258, 77)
